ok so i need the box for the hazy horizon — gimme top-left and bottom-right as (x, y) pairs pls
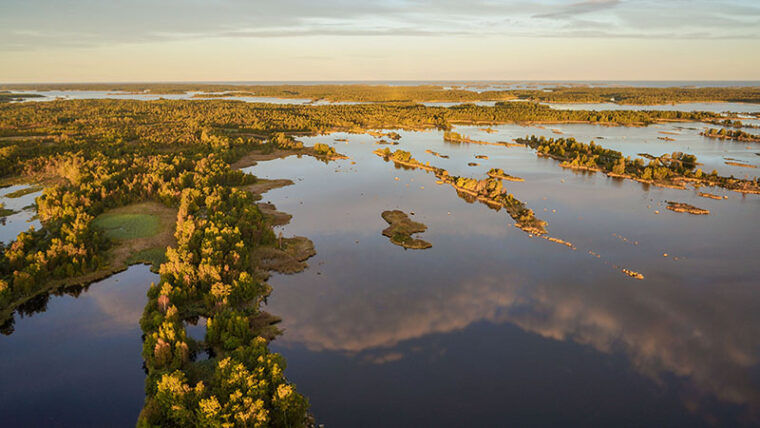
(3, 80), (760, 85)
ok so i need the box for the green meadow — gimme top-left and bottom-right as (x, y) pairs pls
(93, 213), (160, 240)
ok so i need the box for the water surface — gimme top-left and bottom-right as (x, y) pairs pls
(0, 184), (43, 244)
(0, 265), (158, 427)
(244, 125), (760, 427)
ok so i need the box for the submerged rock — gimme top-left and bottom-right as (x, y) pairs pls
(666, 201), (710, 215)
(622, 269), (645, 280)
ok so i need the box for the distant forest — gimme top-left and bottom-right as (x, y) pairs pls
(2, 84), (760, 104)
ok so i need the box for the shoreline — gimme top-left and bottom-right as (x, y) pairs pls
(0, 201), (177, 329)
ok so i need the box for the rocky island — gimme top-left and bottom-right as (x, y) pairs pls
(381, 210), (432, 249)
(666, 201), (710, 215)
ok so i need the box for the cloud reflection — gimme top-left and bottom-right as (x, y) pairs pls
(273, 270), (760, 414)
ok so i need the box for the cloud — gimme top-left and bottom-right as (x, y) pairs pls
(534, 0), (621, 19)
(219, 27), (472, 39)
(1, 0), (758, 52)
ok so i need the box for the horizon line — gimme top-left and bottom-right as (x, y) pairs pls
(3, 79), (760, 86)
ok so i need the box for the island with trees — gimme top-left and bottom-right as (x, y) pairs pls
(516, 135), (760, 194)
(373, 148), (547, 235)
(487, 168), (524, 182)
(700, 128), (760, 142)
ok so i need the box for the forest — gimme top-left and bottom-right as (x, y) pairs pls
(0, 101), (314, 425)
(509, 86), (760, 105)
(3, 83), (760, 105)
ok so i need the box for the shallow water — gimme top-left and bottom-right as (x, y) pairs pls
(0, 184), (43, 244)
(243, 125), (760, 427)
(0, 264), (158, 427)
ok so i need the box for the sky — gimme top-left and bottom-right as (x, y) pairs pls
(0, 0), (758, 82)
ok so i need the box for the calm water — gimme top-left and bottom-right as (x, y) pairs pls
(0, 184), (42, 244)
(1, 185), (157, 427)
(1, 121), (759, 426)
(243, 125), (760, 427)
(0, 264), (157, 427)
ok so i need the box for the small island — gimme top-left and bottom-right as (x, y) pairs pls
(666, 201), (710, 215)
(4, 185), (43, 198)
(701, 128), (760, 143)
(725, 161), (756, 169)
(368, 130), (402, 140)
(425, 149), (449, 159)
(697, 191), (726, 200)
(381, 210), (432, 250)
(374, 148), (547, 235)
(488, 168), (525, 182)
(443, 131), (523, 148)
(0, 203), (17, 218)
(622, 268), (645, 280)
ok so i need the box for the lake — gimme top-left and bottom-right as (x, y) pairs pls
(242, 124), (760, 427)
(0, 264), (158, 426)
(0, 184), (43, 244)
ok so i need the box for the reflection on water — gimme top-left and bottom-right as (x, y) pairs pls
(245, 126), (760, 426)
(0, 265), (158, 427)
